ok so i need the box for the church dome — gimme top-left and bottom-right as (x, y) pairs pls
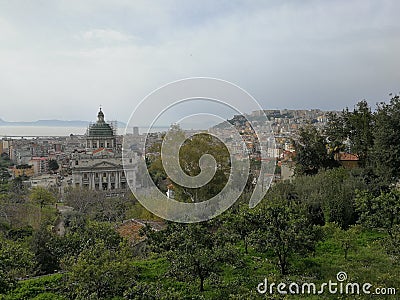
(87, 108), (114, 137)
(88, 123), (114, 137)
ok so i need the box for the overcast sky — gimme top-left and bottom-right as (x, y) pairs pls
(0, 0), (399, 124)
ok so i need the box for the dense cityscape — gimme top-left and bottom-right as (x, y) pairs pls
(2, 98), (400, 298)
(1, 1), (399, 299)
(0, 108), (338, 192)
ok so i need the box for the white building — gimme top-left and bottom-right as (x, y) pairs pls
(71, 108), (137, 191)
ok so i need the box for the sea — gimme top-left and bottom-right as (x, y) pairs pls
(0, 126), (171, 138)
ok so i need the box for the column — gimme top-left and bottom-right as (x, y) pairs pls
(91, 173), (95, 190)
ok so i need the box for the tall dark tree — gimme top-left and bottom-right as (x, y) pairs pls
(325, 111), (347, 155)
(293, 125), (335, 175)
(31, 225), (61, 275)
(372, 95), (400, 184)
(325, 100), (374, 167)
(48, 159), (59, 172)
(343, 100), (374, 167)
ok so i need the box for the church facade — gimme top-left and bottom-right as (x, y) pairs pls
(71, 108), (136, 192)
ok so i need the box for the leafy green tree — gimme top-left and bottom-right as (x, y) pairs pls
(251, 184), (320, 275)
(355, 189), (400, 260)
(325, 101), (374, 168)
(0, 235), (35, 293)
(30, 187), (56, 210)
(332, 223), (361, 260)
(146, 128), (231, 203)
(293, 125), (336, 175)
(59, 220), (123, 264)
(342, 100), (374, 167)
(355, 189), (400, 239)
(65, 241), (138, 299)
(293, 168), (367, 229)
(145, 222), (236, 292)
(325, 111), (347, 155)
(372, 95), (400, 184)
(224, 204), (258, 254)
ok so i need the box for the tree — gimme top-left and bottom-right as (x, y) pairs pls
(31, 225), (61, 275)
(48, 160), (59, 173)
(372, 95), (400, 184)
(291, 168), (367, 229)
(325, 101), (374, 168)
(145, 222), (236, 292)
(146, 127), (231, 203)
(60, 220), (123, 262)
(224, 204), (257, 254)
(0, 235), (35, 293)
(30, 187), (56, 210)
(355, 189), (400, 239)
(332, 223), (361, 260)
(293, 125), (336, 175)
(251, 184), (320, 275)
(355, 189), (400, 259)
(0, 167), (11, 184)
(64, 188), (135, 222)
(63, 187), (99, 214)
(65, 241), (138, 299)
(343, 101), (374, 167)
(325, 112), (347, 155)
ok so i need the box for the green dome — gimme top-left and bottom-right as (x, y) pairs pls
(88, 122), (114, 137)
(87, 108), (114, 137)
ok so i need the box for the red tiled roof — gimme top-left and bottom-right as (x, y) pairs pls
(92, 147), (113, 154)
(338, 153), (359, 161)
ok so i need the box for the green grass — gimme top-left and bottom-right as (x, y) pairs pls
(1, 273), (67, 300)
(2, 228), (399, 299)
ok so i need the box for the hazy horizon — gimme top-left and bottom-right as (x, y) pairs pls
(1, 1), (399, 126)
(0, 106), (341, 124)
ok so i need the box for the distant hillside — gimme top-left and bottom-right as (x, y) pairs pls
(0, 118), (126, 128)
